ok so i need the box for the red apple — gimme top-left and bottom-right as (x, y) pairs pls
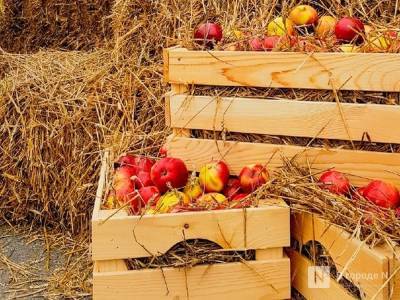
(249, 37), (264, 51)
(199, 161), (230, 193)
(194, 23), (223, 45)
(239, 164), (269, 193)
(352, 186), (366, 200)
(335, 17), (365, 42)
(138, 186), (160, 206)
(289, 5), (319, 26)
(134, 156), (154, 173)
(150, 157), (188, 193)
(361, 180), (400, 209)
(263, 36), (281, 50)
(159, 145), (168, 158)
(134, 171), (153, 188)
(116, 154), (136, 168)
(114, 165), (136, 183)
(223, 178), (242, 199)
(231, 193), (252, 208)
(318, 170), (350, 195)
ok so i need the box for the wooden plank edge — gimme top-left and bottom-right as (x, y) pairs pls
(287, 248), (357, 300)
(92, 150), (109, 221)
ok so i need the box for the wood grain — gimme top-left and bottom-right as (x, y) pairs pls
(287, 249), (356, 300)
(170, 94), (400, 144)
(166, 136), (400, 187)
(166, 48), (400, 92)
(93, 258), (290, 300)
(92, 199), (289, 260)
(94, 259), (128, 273)
(92, 151), (109, 220)
(291, 213), (394, 300)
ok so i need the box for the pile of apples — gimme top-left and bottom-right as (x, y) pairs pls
(318, 170), (400, 220)
(105, 152), (269, 215)
(194, 4), (399, 52)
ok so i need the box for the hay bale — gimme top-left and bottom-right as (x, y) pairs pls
(0, 50), (166, 233)
(0, 0), (113, 52)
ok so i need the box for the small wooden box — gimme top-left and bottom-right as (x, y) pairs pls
(92, 153), (291, 300)
(289, 213), (400, 300)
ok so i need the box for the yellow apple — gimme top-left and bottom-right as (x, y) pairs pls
(183, 176), (203, 201)
(156, 191), (189, 213)
(196, 193), (228, 210)
(267, 17), (294, 36)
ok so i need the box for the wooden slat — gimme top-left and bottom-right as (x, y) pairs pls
(166, 48), (400, 92)
(94, 259), (128, 273)
(93, 258), (290, 300)
(287, 249), (356, 300)
(170, 95), (400, 144)
(291, 213), (390, 300)
(166, 136), (400, 187)
(92, 199), (289, 260)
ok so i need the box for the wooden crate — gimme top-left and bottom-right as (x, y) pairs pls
(163, 47), (400, 300)
(289, 213), (400, 300)
(92, 153), (291, 300)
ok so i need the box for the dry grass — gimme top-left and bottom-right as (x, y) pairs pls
(262, 159), (400, 246)
(0, 0), (113, 52)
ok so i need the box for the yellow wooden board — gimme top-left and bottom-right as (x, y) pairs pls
(169, 94), (400, 144)
(93, 257), (291, 300)
(92, 199), (289, 260)
(287, 249), (356, 300)
(166, 136), (400, 187)
(165, 48), (400, 92)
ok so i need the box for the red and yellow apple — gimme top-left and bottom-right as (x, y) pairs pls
(183, 176), (203, 201)
(196, 193), (228, 210)
(263, 35), (281, 50)
(249, 37), (264, 51)
(318, 170), (350, 195)
(113, 165), (136, 183)
(156, 191), (189, 213)
(239, 164), (269, 193)
(289, 5), (318, 26)
(199, 161), (230, 193)
(316, 16), (337, 38)
(150, 157), (188, 193)
(267, 17), (294, 36)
